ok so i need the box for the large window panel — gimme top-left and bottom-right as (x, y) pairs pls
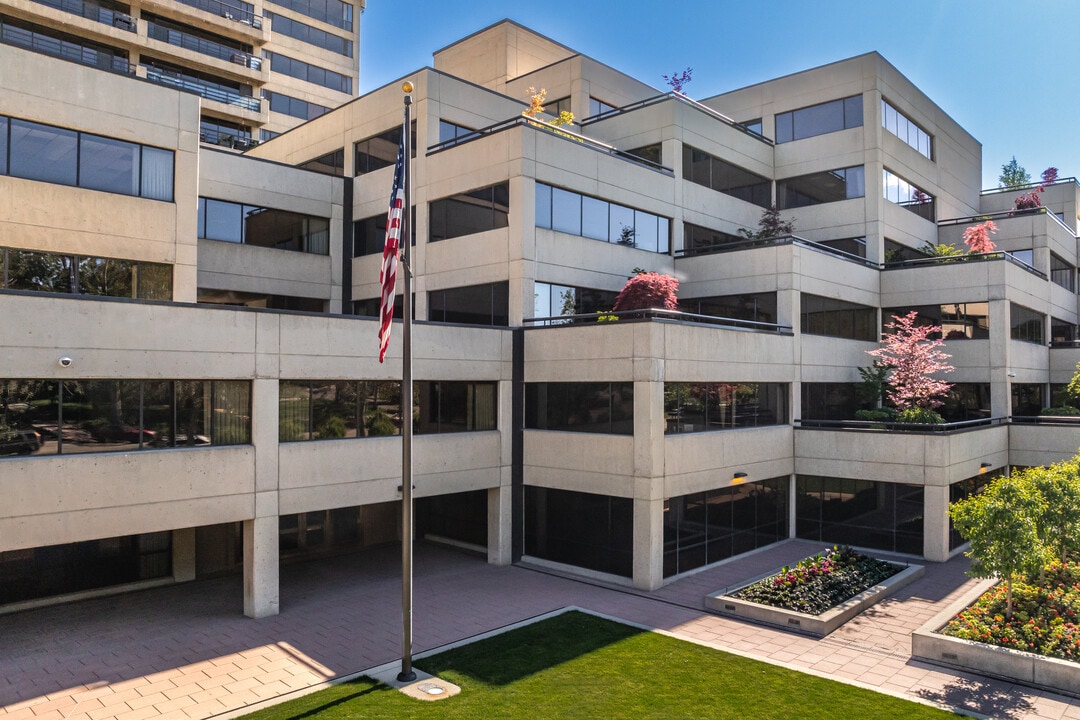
(882, 169), (934, 221)
(665, 382), (788, 433)
(681, 145), (770, 208)
(801, 294), (876, 340)
(525, 382), (633, 434)
(1011, 303), (1045, 344)
(775, 95), (862, 143)
(680, 293), (777, 324)
(9, 119), (77, 186)
(78, 134), (138, 196)
(778, 166), (864, 209)
(2, 247), (171, 299)
(428, 281), (509, 326)
(882, 99), (933, 160)
(429, 183), (509, 242)
(524, 487), (633, 578)
(796, 476), (922, 555)
(537, 183), (670, 254)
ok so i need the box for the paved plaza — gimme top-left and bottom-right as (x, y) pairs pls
(1, 540), (1078, 720)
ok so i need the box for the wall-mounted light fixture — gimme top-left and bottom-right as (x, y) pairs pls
(732, 471), (748, 483)
(979, 462), (992, 474)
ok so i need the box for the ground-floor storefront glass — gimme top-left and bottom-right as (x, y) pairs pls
(795, 476), (922, 555)
(524, 487), (633, 578)
(663, 477), (789, 577)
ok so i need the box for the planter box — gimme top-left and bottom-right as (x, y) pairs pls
(912, 580), (1080, 697)
(705, 562), (925, 637)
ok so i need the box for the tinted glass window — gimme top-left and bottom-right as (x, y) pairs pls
(775, 95), (862, 143)
(10, 119), (77, 186)
(428, 281), (508, 326)
(79, 134), (139, 195)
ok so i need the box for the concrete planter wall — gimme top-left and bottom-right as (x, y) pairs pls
(913, 580), (1080, 696)
(705, 562), (925, 637)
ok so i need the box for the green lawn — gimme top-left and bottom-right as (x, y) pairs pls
(244, 611), (960, 719)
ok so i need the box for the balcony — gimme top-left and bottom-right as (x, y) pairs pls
(143, 64), (259, 112)
(146, 19), (261, 70)
(0, 17), (135, 75)
(30, 0), (136, 31)
(173, 0), (262, 28)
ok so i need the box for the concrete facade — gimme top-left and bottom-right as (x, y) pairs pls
(2, 20), (1079, 615)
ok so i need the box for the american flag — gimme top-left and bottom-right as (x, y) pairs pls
(377, 139), (405, 363)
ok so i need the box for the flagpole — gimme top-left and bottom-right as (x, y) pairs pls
(397, 81), (416, 684)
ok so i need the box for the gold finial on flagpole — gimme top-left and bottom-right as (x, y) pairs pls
(402, 81), (414, 94)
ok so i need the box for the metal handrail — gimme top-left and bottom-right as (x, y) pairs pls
(580, 92), (773, 145)
(882, 250), (1048, 279)
(143, 65), (260, 111)
(523, 307), (792, 333)
(1010, 415), (1080, 425)
(172, 0), (263, 28)
(675, 234), (878, 269)
(146, 21), (261, 69)
(31, 0), (137, 31)
(795, 417), (1006, 433)
(0, 24), (136, 75)
(427, 116), (674, 175)
(980, 177), (1078, 195)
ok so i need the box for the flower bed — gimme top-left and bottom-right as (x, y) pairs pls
(733, 546), (902, 615)
(705, 547), (923, 637)
(941, 560), (1080, 660)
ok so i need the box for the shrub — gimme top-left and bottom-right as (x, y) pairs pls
(854, 408), (896, 422)
(365, 408), (398, 437)
(896, 407), (945, 424)
(316, 415), (347, 439)
(1042, 406), (1080, 416)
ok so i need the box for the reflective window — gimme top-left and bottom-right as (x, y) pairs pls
(663, 478), (788, 577)
(525, 382), (633, 434)
(265, 90), (329, 121)
(796, 476), (923, 555)
(428, 281), (509, 326)
(778, 166), (864, 209)
(588, 97), (617, 117)
(664, 382), (788, 433)
(2, 116), (172, 200)
(535, 183), (670, 253)
(775, 95), (862, 143)
(198, 198), (330, 254)
(438, 120), (473, 144)
(625, 144), (661, 165)
(353, 123), (415, 175)
(524, 487), (633, 578)
(682, 222), (744, 255)
(1051, 253), (1075, 292)
(801, 293), (876, 340)
(429, 183), (509, 242)
(801, 383), (864, 421)
(1012, 383), (1044, 416)
(263, 11), (352, 56)
(882, 169), (934, 221)
(682, 145), (770, 207)
(279, 380), (399, 441)
(265, 0), (352, 30)
(0, 379), (249, 456)
(1, 247), (171, 299)
(9, 119), (77, 186)
(1011, 303), (1045, 344)
(415, 381), (497, 434)
(881, 99), (933, 160)
(882, 303), (989, 340)
(297, 148), (344, 176)
(738, 118), (763, 135)
(940, 383), (992, 422)
(679, 292), (776, 324)
(265, 51), (351, 93)
(533, 282), (618, 324)
(353, 208), (415, 257)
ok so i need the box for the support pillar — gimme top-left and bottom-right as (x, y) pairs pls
(632, 497), (664, 591)
(243, 516), (279, 618)
(487, 484), (512, 565)
(171, 527), (196, 582)
(923, 483), (951, 562)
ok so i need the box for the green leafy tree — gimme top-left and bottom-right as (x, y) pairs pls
(999, 156), (1030, 188)
(855, 361), (891, 408)
(1064, 361), (1080, 407)
(950, 475), (1051, 619)
(1026, 460), (1080, 564)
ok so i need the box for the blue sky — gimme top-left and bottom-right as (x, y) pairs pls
(359, 0), (1079, 190)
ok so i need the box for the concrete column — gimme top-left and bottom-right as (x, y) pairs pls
(487, 484), (512, 565)
(243, 516), (279, 618)
(172, 527), (196, 582)
(923, 483), (951, 562)
(632, 497), (664, 591)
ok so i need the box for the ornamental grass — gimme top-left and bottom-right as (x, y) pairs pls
(943, 559), (1080, 660)
(734, 545), (901, 616)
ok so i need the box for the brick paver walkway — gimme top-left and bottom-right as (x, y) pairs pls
(1, 540), (1076, 720)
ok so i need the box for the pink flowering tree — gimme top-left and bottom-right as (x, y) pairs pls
(962, 220), (998, 254)
(867, 311), (954, 421)
(612, 271), (679, 312)
(662, 67), (693, 95)
(1014, 166), (1060, 210)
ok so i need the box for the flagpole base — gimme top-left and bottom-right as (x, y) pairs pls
(397, 670), (417, 683)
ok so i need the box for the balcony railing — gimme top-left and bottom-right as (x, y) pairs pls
(427, 116), (674, 176)
(1010, 415), (1080, 426)
(172, 0), (262, 28)
(580, 92), (773, 145)
(524, 308), (792, 334)
(146, 20), (260, 69)
(675, 234), (879, 269)
(0, 22), (135, 75)
(882, 249), (1047, 279)
(980, 177), (1079, 196)
(143, 65), (260, 111)
(199, 126), (259, 149)
(31, 0), (136, 31)
(795, 417), (1006, 433)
